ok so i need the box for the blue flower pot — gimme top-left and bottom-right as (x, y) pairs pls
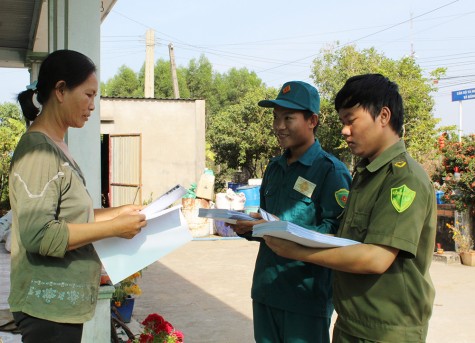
(112, 297), (135, 323)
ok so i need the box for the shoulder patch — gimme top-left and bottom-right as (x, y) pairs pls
(394, 161), (406, 168)
(390, 185), (416, 213)
(335, 189), (349, 208)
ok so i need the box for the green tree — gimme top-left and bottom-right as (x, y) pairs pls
(208, 86), (279, 182)
(137, 59), (190, 99)
(186, 55), (213, 100)
(0, 102), (26, 209)
(102, 65), (143, 97)
(311, 44), (444, 170)
(210, 67), (263, 115)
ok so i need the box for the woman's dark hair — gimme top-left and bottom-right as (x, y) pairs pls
(17, 49), (96, 121)
(334, 73), (404, 137)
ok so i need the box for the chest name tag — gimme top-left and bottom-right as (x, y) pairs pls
(293, 176), (316, 198)
(391, 185), (416, 213)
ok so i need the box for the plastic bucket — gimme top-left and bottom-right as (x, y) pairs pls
(237, 185), (260, 207)
(436, 190), (444, 205)
(228, 182), (246, 192)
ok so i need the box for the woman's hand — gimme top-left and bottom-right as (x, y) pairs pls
(111, 208), (147, 239)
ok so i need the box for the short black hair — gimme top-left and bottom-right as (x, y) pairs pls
(334, 74), (404, 136)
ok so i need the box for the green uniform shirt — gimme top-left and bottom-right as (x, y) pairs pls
(252, 140), (351, 317)
(334, 140), (436, 342)
(9, 132), (101, 324)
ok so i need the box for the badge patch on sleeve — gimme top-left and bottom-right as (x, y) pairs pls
(391, 185), (416, 213)
(293, 176), (316, 198)
(394, 161), (406, 168)
(335, 189), (349, 208)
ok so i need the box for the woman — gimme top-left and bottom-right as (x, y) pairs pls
(9, 49), (147, 343)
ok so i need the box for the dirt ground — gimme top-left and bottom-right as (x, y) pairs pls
(131, 238), (475, 343)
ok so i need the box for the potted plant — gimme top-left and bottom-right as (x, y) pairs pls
(112, 271), (143, 322)
(128, 313), (184, 343)
(433, 134), (475, 212)
(446, 222), (475, 266)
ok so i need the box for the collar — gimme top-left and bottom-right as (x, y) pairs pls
(278, 139), (322, 168)
(357, 140), (406, 173)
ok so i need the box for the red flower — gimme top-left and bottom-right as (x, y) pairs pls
(132, 313), (184, 343)
(142, 313), (166, 333)
(138, 333), (154, 343)
(157, 321), (173, 334)
(173, 331), (184, 342)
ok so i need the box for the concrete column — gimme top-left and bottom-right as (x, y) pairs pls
(48, 0), (102, 207)
(144, 29), (155, 98)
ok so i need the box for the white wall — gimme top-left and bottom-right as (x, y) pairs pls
(100, 98), (206, 202)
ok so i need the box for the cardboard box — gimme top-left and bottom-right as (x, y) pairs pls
(196, 173), (215, 200)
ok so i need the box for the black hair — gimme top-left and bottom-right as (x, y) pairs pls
(302, 110), (319, 134)
(17, 49), (96, 121)
(334, 73), (404, 136)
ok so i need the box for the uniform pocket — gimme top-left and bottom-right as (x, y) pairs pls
(288, 190), (313, 220)
(349, 211), (370, 241)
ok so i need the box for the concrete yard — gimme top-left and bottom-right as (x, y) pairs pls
(2, 238), (475, 342)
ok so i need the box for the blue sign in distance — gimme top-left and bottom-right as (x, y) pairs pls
(452, 88), (475, 102)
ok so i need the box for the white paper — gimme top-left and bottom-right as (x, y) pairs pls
(140, 184), (187, 220)
(252, 221), (360, 248)
(258, 208), (277, 221)
(94, 206), (192, 284)
(198, 208), (257, 224)
(93, 184), (192, 284)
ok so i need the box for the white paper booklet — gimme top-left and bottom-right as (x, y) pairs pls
(140, 184), (188, 219)
(258, 208), (277, 222)
(198, 208), (258, 224)
(93, 185), (192, 284)
(252, 221), (360, 248)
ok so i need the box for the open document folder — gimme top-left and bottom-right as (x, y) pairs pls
(252, 221), (360, 248)
(93, 185), (192, 284)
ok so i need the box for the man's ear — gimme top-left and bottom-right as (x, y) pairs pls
(309, 113), (319, 128)
(379, 107), (391, 127)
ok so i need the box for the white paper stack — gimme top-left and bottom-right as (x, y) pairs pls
(252, 221), (360, 248)
(93, 185), (192, 284)
(198, 208), (257, 224)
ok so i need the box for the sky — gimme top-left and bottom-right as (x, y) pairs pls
(1, 0), (475, 135)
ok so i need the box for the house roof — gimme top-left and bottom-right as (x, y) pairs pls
(0, 0), (117, 68)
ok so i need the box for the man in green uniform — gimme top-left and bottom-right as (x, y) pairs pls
(264, 74), (436, 343)
(232, 81), (351, 343)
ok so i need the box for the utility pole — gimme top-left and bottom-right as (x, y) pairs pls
(410, 13), (415, 58)
(168, 43), (180, 98)
(144, 29), (155, 98)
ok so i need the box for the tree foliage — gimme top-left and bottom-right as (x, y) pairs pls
(0, 102), (26, 208)
(208, 86), (279, 181)
(186, 55), (213, 100)
(101, 45), (446, 183)
(433, 133), (475, 212)
(311, 44), (444, 170)
(102, 65), (143, 97)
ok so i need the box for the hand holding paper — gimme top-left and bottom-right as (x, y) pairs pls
(93, 184), (192, 284)
(198, 208), (258, 224)
(253, 221), (360, 248)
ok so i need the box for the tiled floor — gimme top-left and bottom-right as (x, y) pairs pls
(0, 243), (11, 310)
(0, 243), (21, 343)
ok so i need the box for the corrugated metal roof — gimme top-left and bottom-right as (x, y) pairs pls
(0, 0), (42, 67)
(0, 0), (117, 68)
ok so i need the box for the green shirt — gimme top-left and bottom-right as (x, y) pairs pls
(252, 140), (351, 317)
(334, 140), (436, 342)
(9, 132), (101, 324)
